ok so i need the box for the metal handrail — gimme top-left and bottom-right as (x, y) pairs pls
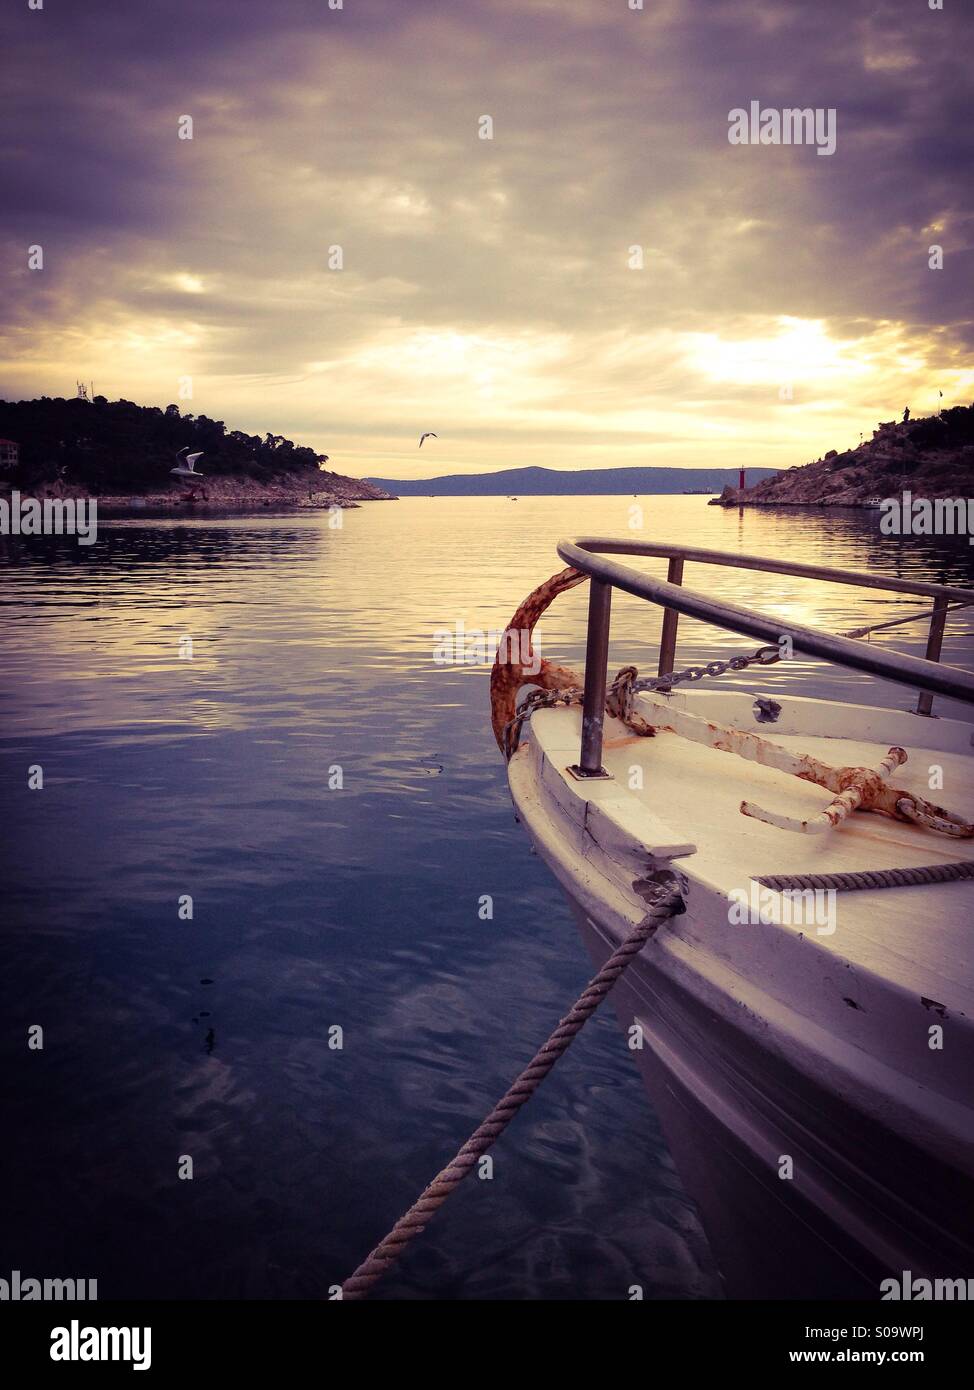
(556, 538), (974, 775)
(563, 539), (974, 601)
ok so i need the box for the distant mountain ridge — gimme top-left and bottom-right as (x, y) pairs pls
(365, 465), (780, 496)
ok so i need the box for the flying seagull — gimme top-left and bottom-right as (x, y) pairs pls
(171, 448), (205, 479)
(418, 432), (437, 448)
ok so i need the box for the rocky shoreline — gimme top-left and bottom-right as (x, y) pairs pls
(713, 406), (974, 509)
(17, 472), (395, 512)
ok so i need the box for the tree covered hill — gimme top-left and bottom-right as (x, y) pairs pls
(0, 395), (350, 495)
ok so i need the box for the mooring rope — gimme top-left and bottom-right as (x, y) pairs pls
(842, 599), (972, 641)
(754, 861), (974, 892)
(338, 886), (685, 1300)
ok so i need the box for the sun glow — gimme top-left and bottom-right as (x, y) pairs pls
(167, 273), (206, 295)
(680, 318), (870, 388)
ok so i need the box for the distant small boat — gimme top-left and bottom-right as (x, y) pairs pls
(492, 537), (974, 1298)
(863, 496), (883, 509)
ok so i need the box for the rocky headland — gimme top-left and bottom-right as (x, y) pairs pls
(0, 395), (394, 512)
(80, 470), (391, 512)
(713, 405), (974, 508)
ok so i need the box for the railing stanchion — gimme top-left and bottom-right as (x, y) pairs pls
(573, 579), (612, 777)
(916, 596), (949, 717)
(658, 556), (684, 689)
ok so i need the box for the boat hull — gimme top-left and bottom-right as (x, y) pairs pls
(509, 689), (974, 1298)
(570, 896), (972, 1298)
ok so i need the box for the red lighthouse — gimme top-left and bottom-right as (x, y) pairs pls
(738, 466), (746, 492)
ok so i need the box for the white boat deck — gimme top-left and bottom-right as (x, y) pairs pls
(505, 544), (974, 1292)
(524, 687), (974, 1043)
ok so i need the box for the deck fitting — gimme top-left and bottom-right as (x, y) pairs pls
(567, 763), (613, 781)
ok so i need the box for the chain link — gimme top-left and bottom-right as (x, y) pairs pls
(628, 643), (782, 694)
(503, 641), (782, 758)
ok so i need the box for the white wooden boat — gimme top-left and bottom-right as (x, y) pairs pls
(492, 539), (974, 1299)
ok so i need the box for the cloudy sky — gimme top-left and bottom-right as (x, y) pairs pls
(2, 0), (971, 479)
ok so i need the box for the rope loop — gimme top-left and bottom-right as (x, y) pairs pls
(755, 861), (974, 892)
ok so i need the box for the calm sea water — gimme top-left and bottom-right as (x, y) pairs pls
(2, 496), (973, 1300)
